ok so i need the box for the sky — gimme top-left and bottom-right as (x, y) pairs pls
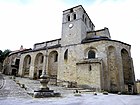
(0, 0), (139, 79)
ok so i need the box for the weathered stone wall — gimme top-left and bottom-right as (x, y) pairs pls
(57, 40), (134, 91)
(18, 39), (135, 93)
(18, 50), (46, 78)
(76, 60), (102, 89)
(2, 53), (20, 75)
(136, 82), (140, 94)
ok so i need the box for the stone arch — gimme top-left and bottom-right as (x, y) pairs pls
(107, 46), (119, 92)
(121, 49), (133, 92)
(48, 50), (58, 85)
(84, 47), (97, 59)
(23, 55), (31, 77)
(34, 52), (44, 79)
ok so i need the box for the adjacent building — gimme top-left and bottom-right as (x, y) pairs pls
(2, 46), (31, 76)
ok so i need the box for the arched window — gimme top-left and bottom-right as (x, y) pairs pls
(54, 53), (58, 62)
(82, 14), (84, 21)
(28, 57), (31, 64)
(40, 55), (44, 63)
(85, 18), (87, 25)
(91, 24), (93, 30)
(88, 50), (95, 59)
(67, 15), (70, 21)
(64, 49), (68, 60)
(89, 21), (92, 28)
(73, 13), (76, 20)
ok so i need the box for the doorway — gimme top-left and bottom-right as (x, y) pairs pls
(12, 69), (17, 76)
(128, 84), (132, 93)
(38, 70), (42, 79)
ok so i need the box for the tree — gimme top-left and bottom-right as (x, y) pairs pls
(0, 49), (11, 63)
(0, 50), (3, 63)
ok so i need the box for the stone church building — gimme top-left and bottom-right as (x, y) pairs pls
(3, 5), (136, 93)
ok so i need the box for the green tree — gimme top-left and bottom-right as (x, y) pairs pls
(0, 49), (11, 63)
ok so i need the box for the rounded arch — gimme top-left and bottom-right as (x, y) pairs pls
(84, 47), (97, 59)
(34, 53), (44, 65)
(67, 14), (70, 21)
(121, 49), (133, 85)
(48, 50), (58, 85)
(34, 52), (44, 79)
(23, 54), (31, 77)
(64, 49), (68, 60)
(107, 46), (119, 92)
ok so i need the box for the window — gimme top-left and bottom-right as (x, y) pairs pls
(88, 50), (95, 59)
(89, 65), (92, 71)
(54, 53), (58, 62)
(85, 18), (87, 25)
(64, 49), (68, 60)
(67, 15), (70, 21)
(28, 57), (31, 64)
(91, 24), (93, 30)
(82, 14), (84, 21)
(89, 21), (91, 28)
(15, 59), (20, 65)
(40, 55), (44, 63)
(73, 13), (76, 20)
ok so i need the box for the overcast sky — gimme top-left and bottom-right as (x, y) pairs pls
(0, 0), (139, 79)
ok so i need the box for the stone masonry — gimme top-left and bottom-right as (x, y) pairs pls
(3, 5), (136, 94)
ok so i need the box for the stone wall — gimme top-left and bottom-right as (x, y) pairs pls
(76, 59), (102, 89)
(136, 82), (140, 94)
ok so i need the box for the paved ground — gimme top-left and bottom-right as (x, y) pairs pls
(0, 74), (140, 105)
(0, 74), (32, 99)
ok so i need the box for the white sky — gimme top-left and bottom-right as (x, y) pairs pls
(0, 0), (139, 79)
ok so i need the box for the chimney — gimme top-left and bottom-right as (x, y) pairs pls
(20, 45), (23, 50)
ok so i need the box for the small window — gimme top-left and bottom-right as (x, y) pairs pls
(85, 18), (87, 25)
(73, 13), (76, 20)
(54, 53), (58, 62)
(40, 55), (44, 63)
(89, 65), (92, 71)
(28, 57), (31, 64)
(88, 50), (95, 59)
(89, 21), (91, 28)
(91, 24), (93, 30)
(15, 59), (20, 65)
(67, 15), (70, 21)
(82, 14), (84, 21)
(64, 49), (68, 60)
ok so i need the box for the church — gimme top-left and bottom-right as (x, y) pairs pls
(3, 5), (136, 93)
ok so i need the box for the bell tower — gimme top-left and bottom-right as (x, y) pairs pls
(61, 5), (95, 46)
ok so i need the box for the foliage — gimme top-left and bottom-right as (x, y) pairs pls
(0, 49), (11, 63)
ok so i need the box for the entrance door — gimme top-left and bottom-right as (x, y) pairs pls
(12, 69), (17, 76)
(128, 84), (132, 93)
(38, 70), (42, 79)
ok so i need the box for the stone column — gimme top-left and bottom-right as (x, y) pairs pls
(39, 43), (50, 90)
